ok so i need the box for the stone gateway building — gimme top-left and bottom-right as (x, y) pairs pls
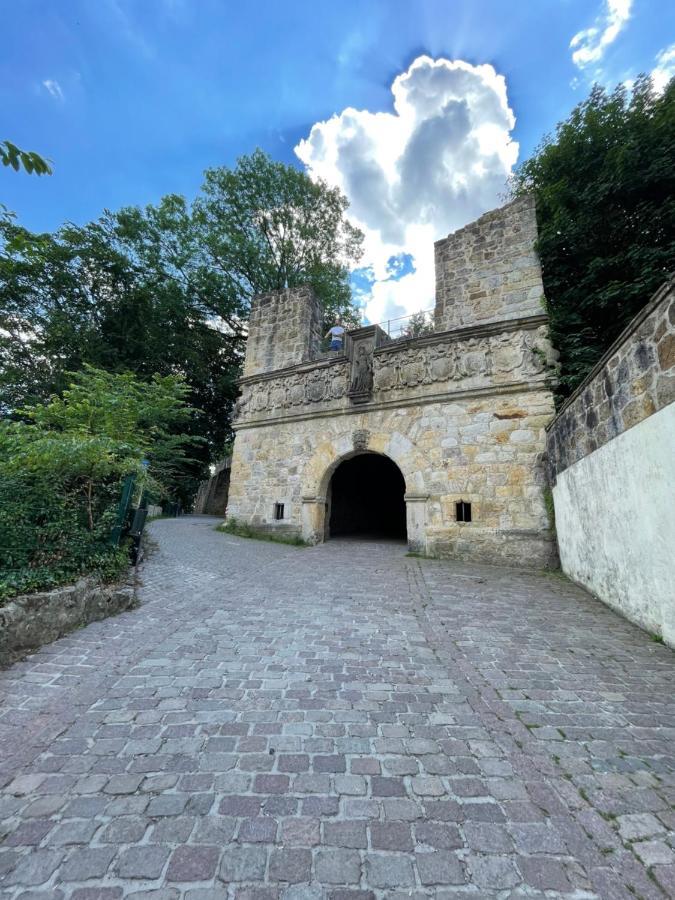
(227, 195), (559, 567)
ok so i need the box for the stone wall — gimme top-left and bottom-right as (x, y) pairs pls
(236, 316), (555, 424)
(243, 286), (323, 378)
(547, 277), (675, 480)
(0, 575), (136, 667)
(230, 301), (558, 567)
(193, 457), (232, 516)
(229, 388), (556, 567)
(434, 195), (544, 331)
(547, 278), (675, 647)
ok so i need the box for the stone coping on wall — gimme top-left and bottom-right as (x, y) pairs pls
(546, 276), (675, 480)
(0, 573), (137, 667)
(237, 312), (549, 387)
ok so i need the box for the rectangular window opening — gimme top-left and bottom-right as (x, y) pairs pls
(456, 500), (472, 523)
(274, 502), (285, 521)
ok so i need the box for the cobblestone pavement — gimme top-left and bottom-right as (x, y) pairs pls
(1, 516), (674, 899)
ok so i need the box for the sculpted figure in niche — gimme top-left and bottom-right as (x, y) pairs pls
(351, 344), (374, 393)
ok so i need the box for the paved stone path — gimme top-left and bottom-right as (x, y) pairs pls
(1, 516), (674, 899)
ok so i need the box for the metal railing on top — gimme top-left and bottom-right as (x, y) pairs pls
(320, 308), (436, 354)
(374, 307), (435, 341)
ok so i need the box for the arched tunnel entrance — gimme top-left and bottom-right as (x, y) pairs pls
(327, 453), (407, 540)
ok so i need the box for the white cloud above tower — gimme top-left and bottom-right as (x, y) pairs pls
(295, 56), (518, 324)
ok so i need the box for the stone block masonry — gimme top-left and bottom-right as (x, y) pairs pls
(547, 277), (675, 479)
(547, 277), (675, 646)
(0, 575), (136, 666)
(228, 196), (560, 568)
(434, 194), (544, 331)
(243, 285), (323, 378)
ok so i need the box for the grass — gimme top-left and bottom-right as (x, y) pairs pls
(650, 632), (664, 644)
(216, 519), (308, 548)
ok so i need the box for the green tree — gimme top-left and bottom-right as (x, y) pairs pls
(512, 76), (675, 400)
(1, 140), (52, 176)
(1, 150), (363, 498)
(193, 149), (363, 324)
(402, 311), (434, 339)
(0, 214), (238, 499)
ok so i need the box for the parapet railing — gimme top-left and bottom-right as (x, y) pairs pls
(320, 308), (436, 354)
(374, 307), (435, 341)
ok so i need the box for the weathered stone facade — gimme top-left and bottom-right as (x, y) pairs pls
(434, 195), (544, 330)
(228, 197), (559, 567)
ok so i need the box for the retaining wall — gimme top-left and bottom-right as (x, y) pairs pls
(0, 575), (137, 667)
(547, 278), (675, 646)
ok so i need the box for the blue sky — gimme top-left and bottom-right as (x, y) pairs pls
(2, 0), (673, 316)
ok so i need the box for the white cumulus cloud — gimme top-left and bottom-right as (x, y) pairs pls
(295, 56), (518, 325)
(651, 44), (675, 94)
(42, 79), (64, 101)
(570, 0), (632, 69)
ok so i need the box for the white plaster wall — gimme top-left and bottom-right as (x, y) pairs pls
(553, 403), (675, 647)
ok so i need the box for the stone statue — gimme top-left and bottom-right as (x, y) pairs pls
(350, 344), (374, 394)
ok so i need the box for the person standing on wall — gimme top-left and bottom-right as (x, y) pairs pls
(325, 318), (345, 351)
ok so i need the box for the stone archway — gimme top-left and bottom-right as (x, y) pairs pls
(300, 432), (429, 551)
(326, 452), (407, 540)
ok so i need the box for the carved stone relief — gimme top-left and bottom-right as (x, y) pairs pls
(348, 339), (375, 404)
(235, 362), (350, 420)
(373, 327), (551, 393)
(352, 429), (370, 451)
(234, 327), (552, 419)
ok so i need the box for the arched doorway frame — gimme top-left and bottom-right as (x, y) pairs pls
(300, 432), (429, 551)
(323, 450), (407, 541)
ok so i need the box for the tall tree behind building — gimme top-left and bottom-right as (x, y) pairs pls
(0, 151), (363, 499)
(513, 76), (675, 401)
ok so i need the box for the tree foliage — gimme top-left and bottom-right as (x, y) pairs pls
(1, 140), (52, 176)
(512, 76), (675, 399)
(1, 150), (363, 498)
(193, 149), (363, 322)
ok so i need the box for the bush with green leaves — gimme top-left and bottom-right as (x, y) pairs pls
(0, 366), (200, 602)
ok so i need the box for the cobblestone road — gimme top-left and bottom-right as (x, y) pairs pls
(1, 516), (674, 899)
